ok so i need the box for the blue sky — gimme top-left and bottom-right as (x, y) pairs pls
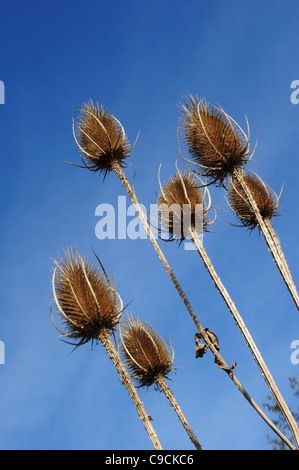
(0, 0), (298, 450)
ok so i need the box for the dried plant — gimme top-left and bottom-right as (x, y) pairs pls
(119, 316), (203, 450)
(226, 170), (279, 230)
(179, 95), (253, 185)
(51, 247), (162, 450)
(72, 102), (233, 374)
(227, 169), (299, 312)
(179, 96), (299, 446)
(71, 100), (296, 449)
(157, 168), (212, 242)
(179, 95), (299, 315)
(73, 100), (133, 176)
(52, 247), (121, 346)
(157, 168), (299, 448)
(119, 316), (174, 388)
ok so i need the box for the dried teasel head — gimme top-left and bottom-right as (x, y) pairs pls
(73, 100), (132, 176)
(179, 95), (253, 185)
(51, 247), (123, 346)
(157, 166), (214, 243)
(226, 171), (280, 230)
(119, 316), (174, 388)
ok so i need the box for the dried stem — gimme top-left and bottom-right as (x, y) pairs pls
(233, 169), (299, 447)
(155, 375), (203, 450)
(231, 170), (299, 313)
(189, 227), (299, 449)
(98, 329), (163, 450)
(263, 217), (299, 310)
(111, 161), (295, 450)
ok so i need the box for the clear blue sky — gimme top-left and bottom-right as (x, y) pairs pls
(0, 0), (298, 450)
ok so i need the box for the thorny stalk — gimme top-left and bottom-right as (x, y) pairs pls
(232, 169), (299, 447)
(189, 227), (299, 449)
(264, 216), (299, 311)
(229, 171), (299, 313)
(155, 374), (203, 450)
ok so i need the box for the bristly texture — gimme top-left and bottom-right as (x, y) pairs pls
(74, 100), (131, 176)
(179, 95), (250, 185)
(119, 317), (174, 388)
(52, 248), (122, 346)
(227, 171), (280, 230)
(157, 169), (211, 242)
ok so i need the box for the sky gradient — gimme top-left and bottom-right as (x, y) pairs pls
(0, 0), (298, 450)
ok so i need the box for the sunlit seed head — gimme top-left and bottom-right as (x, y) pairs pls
(52, 247), (121, 346)
(74, 100), (131, 176)
(179, 95), (250, 185)
(120, 316), (174, 388)
(227, 171), (280, 230)
(157, 170), (210, 241)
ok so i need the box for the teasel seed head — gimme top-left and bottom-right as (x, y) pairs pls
(51, 247), (123, 347)
(157, 166), (214, 243)
(179, 95), (253, 185)
(73, 100), (132, 176)
(119, 316), (174, 388)
(226, 171), (280, 230)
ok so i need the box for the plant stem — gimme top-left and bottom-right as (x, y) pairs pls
(112, 162), (295, 450)
(233, 169), (299, 448)
(263, 217), (299, 311)
(189, 227), (299, 449)
(156, 374), (203, 450)
(99, 329), (163, 450)
(234, 170), (299, 312)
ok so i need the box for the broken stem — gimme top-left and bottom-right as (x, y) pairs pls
(189, 227), (299, 449)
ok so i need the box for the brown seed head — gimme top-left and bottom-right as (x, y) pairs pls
(179, 96), (250, 185)
(157, 170), (211, 242)
(74, 100), (131, 176)
(120, 317), (174, 387)
(227, 171), (279, 229)
(52, 248), (121, 346)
